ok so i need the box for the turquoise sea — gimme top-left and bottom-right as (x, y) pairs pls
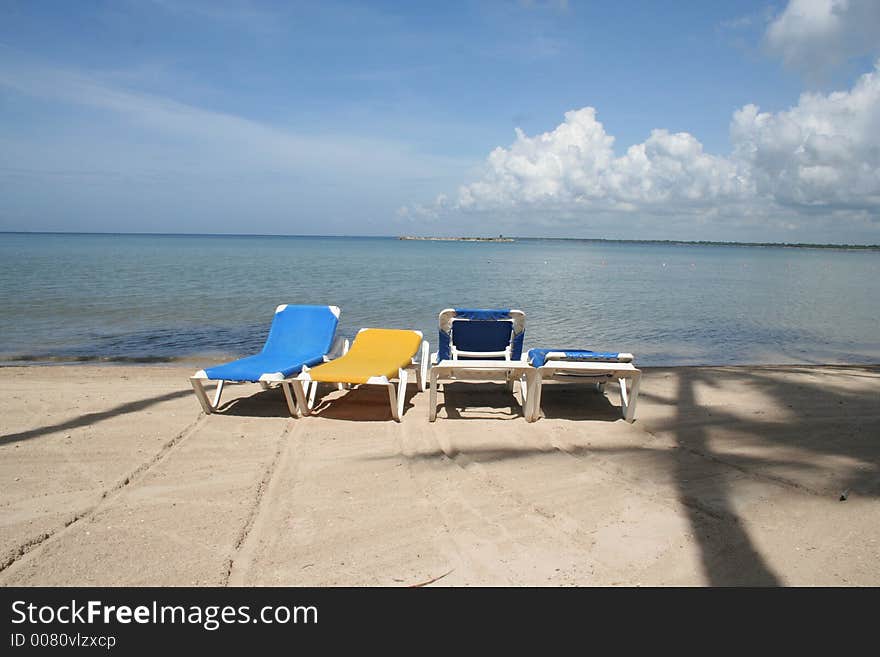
(1, 233), (878, 367)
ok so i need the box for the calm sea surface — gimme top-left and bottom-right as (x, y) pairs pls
(1, 233), (878, 367)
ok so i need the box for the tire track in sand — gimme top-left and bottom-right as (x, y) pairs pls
(400, 416), (604, 585)
(224, 418), (302, 586)
(409, 398), (703, 585)
(0, 412), (207, 574)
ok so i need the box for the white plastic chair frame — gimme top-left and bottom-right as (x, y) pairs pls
(429, 359), (537, 422)
(281, 330), (429, 422)
(528, 356), (641, 423)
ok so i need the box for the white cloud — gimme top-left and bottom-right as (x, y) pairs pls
(732, 63), (880, 209)
(765, 0), (880, 80)
(453, 108), (746, 212)
(408, 61), (880, 239)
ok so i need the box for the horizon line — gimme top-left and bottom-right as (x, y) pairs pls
(1, 230), (878, 250)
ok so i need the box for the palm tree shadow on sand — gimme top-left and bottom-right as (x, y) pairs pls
(409, 365), (880, 586)
(641, 365), (879, 586)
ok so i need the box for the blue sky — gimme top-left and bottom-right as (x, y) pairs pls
(1, 0), (879, 242)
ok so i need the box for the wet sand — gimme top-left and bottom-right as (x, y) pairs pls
(1, 363), (878, 586)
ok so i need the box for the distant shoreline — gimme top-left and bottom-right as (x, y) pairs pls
(398, 235), (515, 242)
(2, 231), (878, 250)
(526, 237), (880, 251)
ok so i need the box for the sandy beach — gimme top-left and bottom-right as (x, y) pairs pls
(1, 363), (877, 586)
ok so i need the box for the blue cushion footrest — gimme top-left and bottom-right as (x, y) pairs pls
(528, 349), (632, 368)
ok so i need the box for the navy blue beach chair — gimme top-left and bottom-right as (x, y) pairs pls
(434, 308), (525, 363)
(429, 308), (529, 408)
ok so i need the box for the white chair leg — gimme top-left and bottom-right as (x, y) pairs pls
(419, 340), (429, 391)
(398, 369), (408, 419)
(280, 382), (300, 417)
(528, 372), (543, 422)
(428, 369), (439, 422)
(291, 380), (311, 416)
(623, 373), (641, 423)
(190, 377), (214, 414)
(619, 377), (629, 418)
(388, 368), (407, 422)
(387, 382), (400, 422)
(212, 380), (224, 409)
(520, 373), (529, 405)
(307, 380), (318, 409)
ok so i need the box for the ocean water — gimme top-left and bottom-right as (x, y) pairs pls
(1, 233), (878, 367)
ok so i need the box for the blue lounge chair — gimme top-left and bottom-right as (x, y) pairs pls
(525, 349), (641, 423)
(190, 304), (341, 414)
(429, 308), (531, 420)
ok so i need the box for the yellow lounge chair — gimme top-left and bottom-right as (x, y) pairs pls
(281, 328), (429, 421)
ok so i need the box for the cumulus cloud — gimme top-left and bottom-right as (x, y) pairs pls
(765, 0), (880, 80)
(456, 108), (746, 212)
(407, 61), (880, 236)
(732, 63), (880, 209)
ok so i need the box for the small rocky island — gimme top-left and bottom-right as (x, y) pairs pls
(399, 235), (515, 242)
